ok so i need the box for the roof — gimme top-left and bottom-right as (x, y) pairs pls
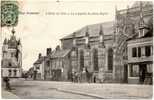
(131, 1), (153, 8)
(50, 49), (71, 58)
(61, 21), (114, 40)
(34, 56), (47, 64)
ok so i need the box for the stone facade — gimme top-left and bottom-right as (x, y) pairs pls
(50, 47), (71, 81)
(113, 1), (153, 83)
(59, 1), (153, 83)
(61, 22), (115, 82)
(34, 1), (153, 84)
(1, 29), (22, 78)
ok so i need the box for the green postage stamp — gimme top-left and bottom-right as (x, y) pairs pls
(1, 1), (19, 27)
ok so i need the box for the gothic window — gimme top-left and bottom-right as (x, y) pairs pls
(93, 49), (99, 71)
(14, 69), (17, 77)
(108, 48), (113, 71)
(80, 50), (84, 71)
(8, 69), (12, 76)
(132, 47), (137, 57)
(138, 47), (141, 57)
(145, 46), (151, 57)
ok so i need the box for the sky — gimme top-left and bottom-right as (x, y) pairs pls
(0, 0), (136, 71)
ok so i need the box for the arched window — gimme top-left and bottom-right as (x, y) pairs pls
(93, 49), (99, 71)
(108, 48), (113, 71)
(14, 69), (17, 77)
(80, 50), (84, 71)
(8, 69), (12, 76)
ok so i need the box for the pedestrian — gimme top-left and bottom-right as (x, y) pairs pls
(94, 76), (96, 83)
(24, 73), (28, 80)
(3, 77), (11, 91)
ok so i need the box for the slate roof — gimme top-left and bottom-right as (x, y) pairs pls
(50, 49), (71, 58)
(61, 21), (114, 40)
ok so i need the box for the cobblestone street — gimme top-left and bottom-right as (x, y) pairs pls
(2, 78), (153, 99)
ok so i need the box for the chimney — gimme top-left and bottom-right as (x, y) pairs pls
(47, 48), (52, 56)
(38, 53), (42, 59)
(56, 45), (60, 51)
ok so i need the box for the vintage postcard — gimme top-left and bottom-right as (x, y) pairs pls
(0, 0), (153, 99)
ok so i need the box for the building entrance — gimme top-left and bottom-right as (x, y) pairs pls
(139, 64), (152, 84)
(139, 64), (146, 84)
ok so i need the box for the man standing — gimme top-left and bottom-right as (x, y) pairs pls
(3, 77), (11, 91)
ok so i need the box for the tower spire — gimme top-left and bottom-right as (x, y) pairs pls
(73, 32), (76, 48)
(99, 25), (105, 48)
(11, 27), (15, 35)
(85, 26), (89, 37)
(99, 25), (104, 35)
(115, 5), (118, 21)
(139, 1), (144, 26)
(138, 1), (149, 37)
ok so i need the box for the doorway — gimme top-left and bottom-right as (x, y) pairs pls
(124, 64), (128, 83)
(139, 64), (147, 84)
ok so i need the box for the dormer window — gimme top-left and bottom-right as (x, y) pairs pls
(139, 28), (144, 37)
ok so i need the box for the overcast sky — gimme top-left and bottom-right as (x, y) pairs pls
(1, 0), (136, 71)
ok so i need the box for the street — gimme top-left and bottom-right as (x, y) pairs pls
(2, 78), (153, 99)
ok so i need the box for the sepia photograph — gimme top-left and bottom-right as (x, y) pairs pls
(0, 0), (153, 99)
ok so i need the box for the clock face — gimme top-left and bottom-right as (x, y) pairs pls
(1, 1), (19, 27)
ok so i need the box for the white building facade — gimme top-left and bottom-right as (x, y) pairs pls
(1, 29), (22, 78)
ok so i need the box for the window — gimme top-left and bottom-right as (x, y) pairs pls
(11, 53), (14, 57)
(93, 49), (99, 71)
(8, 69), (12, 76)
(36, 66), (40, 70)
(108, 48), (113, 71)
(14, 69), (17, 77)
(80, 50), (84, 71)
(9, 63), (12, 67)
(139, 29), (144, 37)
(138, 47), (141, 57)
(147, 64), (152, 73)
(46, 61), (50, 66)
(145, 46), (151, 57)
(132, 48), (137, 57)
(130, 65), (139, 77)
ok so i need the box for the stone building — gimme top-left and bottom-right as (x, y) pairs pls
(60, 1), (153, 83)
(1, 29), (22, 78)
(33, 48), (52, 80)
(113, 1), (153, 83)
(126, 2), (153, 84)
(50, 46), (71, 81)
(36, 1), (152, 84)
(61, 21), (115, 82)
(33, 53), (45, 80)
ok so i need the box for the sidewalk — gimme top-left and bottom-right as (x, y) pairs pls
(52, 82), (152, 99)
(2, 89), (19, 99)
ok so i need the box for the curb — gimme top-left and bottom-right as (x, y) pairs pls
(2, 89), (19, 99)
(57, 88), (105, 99)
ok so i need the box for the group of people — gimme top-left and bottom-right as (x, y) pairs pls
(70, 68), (96, 83)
